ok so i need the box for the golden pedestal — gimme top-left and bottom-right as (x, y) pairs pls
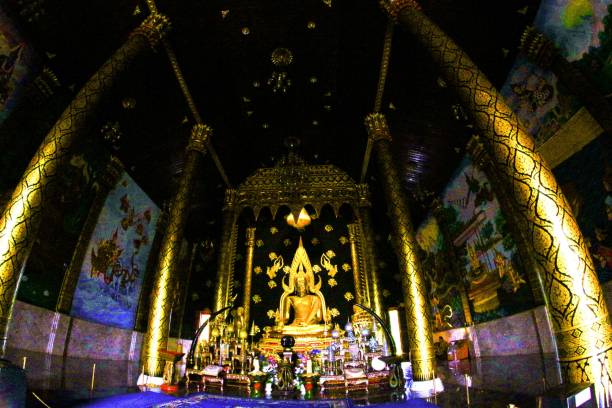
(259, 333), (334, 354)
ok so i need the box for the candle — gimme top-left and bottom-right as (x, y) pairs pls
(306, 359), (312, 374)
(253, 359), (260, 372)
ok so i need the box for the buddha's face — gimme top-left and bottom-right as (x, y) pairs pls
(297, 279), (306, 296)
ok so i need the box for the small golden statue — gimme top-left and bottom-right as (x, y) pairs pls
(274, 238), (329, 335)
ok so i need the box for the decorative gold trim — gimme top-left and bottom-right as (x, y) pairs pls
(364, 113), (392, 143)
(347, 224), (363, 304)
(519, 26), (556, 69)
(537, 107), (603, 169)
(358, 207), (384, 320)
(379, 0), (421, 21)
(236, 159), (360, 217)
(242, 227), (256, 326)
(134, 210), (167, 332)
(142, 140), (202, 375)
(131, 13), (171, 50)
(187, 124), (212, 154)
(371, 133), (434, 381)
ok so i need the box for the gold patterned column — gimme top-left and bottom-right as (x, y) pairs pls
(134, 210), (167, 332)
(213, 189), (237, 312)
(242, 227), (256, 326)
(355, 223), (372, 308)
(347, 224), (364, 304)
(56, 156), (124, 314)
(0, 13), (169, 356)
(365, 113), (435, 382)
(357, 184), (384, 320)
(390, 2), (612, 395)
(142, 124), (211, 376)
(466, 136), (545, 305)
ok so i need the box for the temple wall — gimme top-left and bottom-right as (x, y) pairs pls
(434, 305), (557, 358)
(6, 300), (144, 361)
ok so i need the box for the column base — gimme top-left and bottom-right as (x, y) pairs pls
(409, 377), (444, 397)
(136, 373), (164, 387)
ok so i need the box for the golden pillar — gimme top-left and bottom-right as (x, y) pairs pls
(466, 136), (545, 305)
(213, 189), (238, 312)
(135, 211), (167, 332)
(355, 222), (372, 308)
(357, 184), (384, 319)
(56, 157), (124, 314)
(390, 2), (612, 395)
(347, 224), (364, 304)
(0, 13), (169, 355)
(142, 124), (211, 376)
(242, 227), (256, 327)
(365, 113), (435, 382)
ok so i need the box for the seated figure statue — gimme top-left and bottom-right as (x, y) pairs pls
(274, 238), (329, 335)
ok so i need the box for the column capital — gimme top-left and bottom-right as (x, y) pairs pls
(223, 188), (237, 210)
(519, 26), (557, 69)
(364, 113), (392, 143)
(246, 227), (256, 246)
(131, 13), (171, 50)
(357, 183), (371, 207)
(347, 223), (360, 241)
(187, 123), (212, 154)
(379, 0), (421, 21)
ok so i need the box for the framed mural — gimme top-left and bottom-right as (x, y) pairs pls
(70, 171), (160, 330)
(18, 149), (108, 310)
(500, 56), (580, 146)
(0, 6), (38, 125)
(416, 216), (467, 332)
(535, 0), (612, 93)
(554, 136), (612, 283)
(438, 157), (536, 324)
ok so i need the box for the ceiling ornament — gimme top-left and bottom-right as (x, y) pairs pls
(268, 47), (293, 94)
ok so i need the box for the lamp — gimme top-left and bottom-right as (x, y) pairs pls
(286, 207), (311, 229)
(388, 308), (403, 355)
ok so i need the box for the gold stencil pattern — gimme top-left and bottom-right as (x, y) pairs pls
(0, 19), (166, 354)
(399, 8), (612, 389)
(143, 124), (209, 376)
(212, 191), (238, 313)
(242, 227), (256, 325)
(366, 115), (435, 382)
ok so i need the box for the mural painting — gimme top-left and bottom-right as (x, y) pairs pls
(553, 136), (612, 283)
(501, 1), (612, 146)
(536, 0), (612, 94)
(500, 57), (580, 146)
(437, 157), (535, 324)
(416, 216), (466, 331)
(535, 0), (612, 62)
(0, 6), (37, 124)
(70, 172), (160, 329)
(18, 150), (108, 310)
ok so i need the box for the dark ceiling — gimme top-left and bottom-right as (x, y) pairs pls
(2, 0), (541, 238)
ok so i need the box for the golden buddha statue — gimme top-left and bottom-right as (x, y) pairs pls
(274, 238), (329, 335)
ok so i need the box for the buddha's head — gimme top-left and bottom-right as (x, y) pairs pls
(296, 274), (307, 297)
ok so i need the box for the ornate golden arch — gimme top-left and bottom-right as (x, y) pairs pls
(212, 154), (379, 326)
